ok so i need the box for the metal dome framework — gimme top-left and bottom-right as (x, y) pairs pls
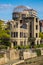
(13, 5), (29, 12)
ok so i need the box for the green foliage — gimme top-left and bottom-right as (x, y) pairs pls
(0, 20), (10, 48)
(35, 44), (43, 48)
(39, 32), (43, 39)
(0, 20), (10, 37)
(35, 49), (41, 56)
(40, 44), (43, 47)
(14, 45), (30, 49)
(14, 46), (18, 49)
(35, 44), (40, 48)
(24, 45), (30, 49)
(0, 45), (7, 49)
(17, 46), (24, 49)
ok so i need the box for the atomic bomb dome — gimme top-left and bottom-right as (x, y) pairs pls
(11, 5), (41, 48)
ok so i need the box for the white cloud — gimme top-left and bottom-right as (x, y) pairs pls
(0, 4), (14, 9)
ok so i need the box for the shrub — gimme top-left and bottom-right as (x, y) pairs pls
(17, 46), (24, 49)
(35, 44), (40, 48)
(0, 45), (8, 49)
(17, 45), (30, 49)
(35, 44), (43, 48)
(35, 49), (41, 56)
(14, 46), (18, 49)
(24, 45), (30, 49)
(40, 44), (43, 48)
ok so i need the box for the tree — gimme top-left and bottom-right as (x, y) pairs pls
(0, 20), (10, 49)
(39, 32), (43, 39)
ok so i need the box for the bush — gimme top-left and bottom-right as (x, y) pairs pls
(14, 46), (18, 49)
(17, 46), (24, 49)
(35, 44), (40, 48)
(14, 45), (32, 49)
(35, 49), (41, 56)
(17, 45), (30, 49)
(40, 44), (43, 48)
(24, 45), (30, 49)
(0, 45), (8, 49)
(35, 44), (43, 48)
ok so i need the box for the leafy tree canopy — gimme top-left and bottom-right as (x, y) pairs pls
(39, 32), (43, 39)
(0, 20), (10, 48)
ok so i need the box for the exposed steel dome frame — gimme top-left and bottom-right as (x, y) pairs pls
(13, 5), (29, 12)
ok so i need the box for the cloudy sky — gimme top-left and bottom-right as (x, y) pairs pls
(0, 0), (43, 21)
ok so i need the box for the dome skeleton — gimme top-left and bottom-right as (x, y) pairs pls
(13, 5), (36, 13)
(13, 5), (30, 12)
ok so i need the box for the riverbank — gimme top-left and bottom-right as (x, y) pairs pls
(0, 49), (43, 65)
(18, 56), (43, 65)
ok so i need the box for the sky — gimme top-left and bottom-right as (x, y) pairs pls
(0, 0), (43, 21)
